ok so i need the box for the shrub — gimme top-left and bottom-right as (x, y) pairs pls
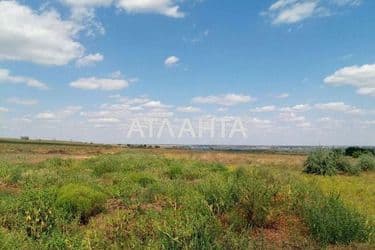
(56, 184), (106, 223)
(304, 149), (361, 175)
(198, 174), (233, 214)
(335, 157), (360, 175)
(304, 149), (338, 176)
(357, 153), (375, 171)
(42, 158), (73, 168)
(345, 147), (375, 158)
(303, 194), (369, 245)
(137, 176), (156, 188)
(18, 188), (58, 239)
(165, 165), (183, 179)
(158, 192), (220, 249)
(91, 157), (120, 176)
(230, 168), (279, 228)
(0, 162), (23, 185)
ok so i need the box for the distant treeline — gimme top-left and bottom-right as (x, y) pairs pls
(344, 147), (375, 158)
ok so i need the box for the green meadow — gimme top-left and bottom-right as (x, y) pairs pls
(0, 143), (374, 249)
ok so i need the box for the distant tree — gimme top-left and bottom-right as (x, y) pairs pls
(345, 147), (375, 158)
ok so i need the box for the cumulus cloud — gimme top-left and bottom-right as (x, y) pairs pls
(116, 0), (184, 18)
(62, 0), (184, 20)
(279, 111), (306, 123)
(176, 106), (201, 113)
(250, 105), (277, 113)
(7, 97), (38, 106)
(142, 101), (172, 109)
(0, 68), (48, 89)
(280, 104), (311, 112)
(247, 117), (273, 129)
(276, 93), (290, 99)
(315, 102), (363, 114)
(164, 56), (180, 67)
(61, 0), (113, 8)
(76, 53), (104, 67)
(35, 106), (82, 121)
(324, 64), (375, 97)
(70, 77), (129, 91)
(331, 0), (361, 6)
(263, 0), (361, 25)
(36, 112), (57, 120)
(192, 94), (255, 106)
(270, 1), (320, 24)
(0, 1), (83, 65)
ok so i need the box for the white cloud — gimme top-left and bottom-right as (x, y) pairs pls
(331, 0), (361, 6)
(273, 1), (320, 24)
(315, 102), (363, 114)
(264, 0), (361, 25)
(7, 97), (38, 106)
(324, 64), (375, 97)
(247, 117), (273, 129)
(276, 93), (290, 99)
(60, 106), (83, 117)
(192, 94), (255, 106)
(280, 104), (311, 112)
(88, 117), (120, 123)
(176, 106), (201, 113)
(250, 105), (276, 113)
(0, 107), (9, 113)
(278, 111), (311, 128)
(70, 77), (129, 91)
(164, 56), (180, 66)
(279, 111), (306, 122)
(0, 68), (48, 89)
(36, 112), (57, 120)
(61, 0), (113, 8)
(0, 1), (83, 65)
(217, 107), (228, 112)
(142, 101), (171, 109)
(35, 106), (82, 121)
(76, 53), (104, 67)
(117, 0), (184, 18)
(62, 0), (184, 19)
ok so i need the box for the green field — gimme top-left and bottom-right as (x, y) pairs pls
(0, 142), (374, 249)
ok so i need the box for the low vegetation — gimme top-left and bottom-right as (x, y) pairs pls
(304, 148), (375, 176)
(0, 144), (374, 249)
(345, 146), (375, 158)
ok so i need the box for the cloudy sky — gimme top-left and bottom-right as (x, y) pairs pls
(0, 0), (374, 145)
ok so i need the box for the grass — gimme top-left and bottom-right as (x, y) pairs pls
(0, 142), (373, 249)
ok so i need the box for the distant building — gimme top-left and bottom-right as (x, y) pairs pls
(20, 136), (29, 140)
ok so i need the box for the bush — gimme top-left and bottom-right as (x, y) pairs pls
(198, 174), (233, 214)
(165, 165), (183, 179)
(335, 157), (361, 175)
(56, 184), (106, 223)
(304, 149), (338, 176)
(304, 149), (361, 175)
(303, 194), (369, 245)
(18, 188), (58, 239)
(0, 162), (23, 185)
(230, 168), (279, 228)
(357, 153), (375, 171)
(345, 147), (375, 158)
(91, 157), (120, 176)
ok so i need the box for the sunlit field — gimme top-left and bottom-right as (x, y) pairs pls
(0, 142), (374, 249)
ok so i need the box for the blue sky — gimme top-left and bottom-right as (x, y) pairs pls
(0, 0), (374, 145)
